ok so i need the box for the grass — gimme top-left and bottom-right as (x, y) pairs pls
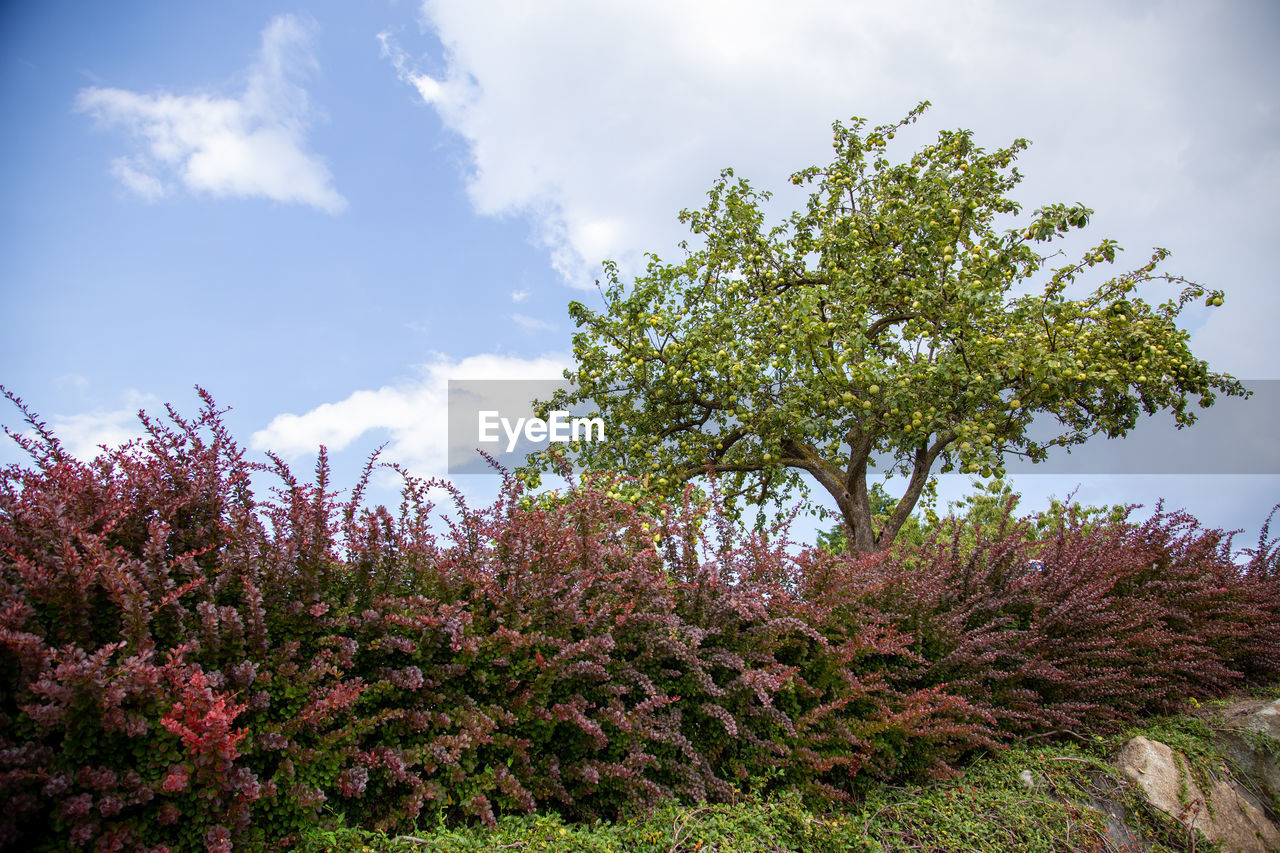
(293, 752), (1159, 852)
(298, 694), (1280, 853)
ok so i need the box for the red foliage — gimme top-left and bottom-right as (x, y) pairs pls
(0, 386), (1276, 847)
(160, 667), (247, 761)
(818, 500), (1280, 736)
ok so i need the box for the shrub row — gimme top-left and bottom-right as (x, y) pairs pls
(810, 499), (1280, 736)
(1, 390), (1276, 850)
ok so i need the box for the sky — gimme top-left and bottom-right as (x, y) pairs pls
(2, 0), (1278, 546)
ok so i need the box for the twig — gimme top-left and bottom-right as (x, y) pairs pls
(864, 800), (922, 825)
(670, 806), (714, 853)
(1023, 728), (1089, 742)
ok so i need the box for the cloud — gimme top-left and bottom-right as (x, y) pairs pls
(78, 14), (345, 213)
(510, 289), (530, 303)
(111, 158), (167, 200)
(511, 313), (556, 333)
(251, 352), (569, 474)
(382, 0), (1280, 373)
(368, 1), (1278, 536)
(39, 390), (160, 461)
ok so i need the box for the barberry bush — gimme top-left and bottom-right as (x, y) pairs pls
(819, 496), (1280, 736)
(0, 388), (1276, 850)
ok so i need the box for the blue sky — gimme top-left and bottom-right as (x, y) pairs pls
(2, 1), (1277, 543)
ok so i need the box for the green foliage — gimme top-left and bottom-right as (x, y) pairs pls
(300, 719), (1254, 852)
(818, 476), (1129, 557)
(541, 102), (1247, 553)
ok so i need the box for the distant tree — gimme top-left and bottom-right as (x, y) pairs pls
(817, 477), (1132, 556)
(539, 102), (1247, 554)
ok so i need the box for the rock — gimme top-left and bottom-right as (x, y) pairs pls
(1217, 698), (1280, 812)
(1081, 770), (1153, 853)
(1206, 777), (1280, 853)
(1116, 735), (1280, 853)
(1116, 737), (1206, 827)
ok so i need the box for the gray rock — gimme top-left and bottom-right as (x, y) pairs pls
(1217, 698), (1280, 814)
(1081, 770), (1153, 853)
(1115, 734), (1280, 853)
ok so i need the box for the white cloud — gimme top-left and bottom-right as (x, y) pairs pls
(366, 0), (1280, 535)
(511, 313), (556, 333)
(53, 374), (91, 395)
(111, 157), (167, 200)
(250, 352), (569, 474)
(44, 390), (160, 461)
(78, 14), (345, 213)
(510, 289), (530, 303)
(386, 0), (1278, 379)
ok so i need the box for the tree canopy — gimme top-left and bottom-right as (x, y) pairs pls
(536, 102), (1247, 553)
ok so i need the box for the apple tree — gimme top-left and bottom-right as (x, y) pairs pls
(537, 103), (1247, 554)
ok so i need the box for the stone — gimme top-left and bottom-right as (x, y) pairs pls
(1116, 735), (1280, 853)
(1206, 777), (1280, 853)
(1217, 698), (1280, 811)
(1081, 771), (1152, 853)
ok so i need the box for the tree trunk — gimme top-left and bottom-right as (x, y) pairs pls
(800, 432), (953, 555)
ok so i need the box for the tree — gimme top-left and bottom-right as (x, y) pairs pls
(538, 102), (1247, 554)
(817, 476), (1130, 556)
(816, 481), (929, 555)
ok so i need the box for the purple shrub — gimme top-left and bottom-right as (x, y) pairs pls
(1, 387), (1276, 847)
(824, 499), (1280, 737)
